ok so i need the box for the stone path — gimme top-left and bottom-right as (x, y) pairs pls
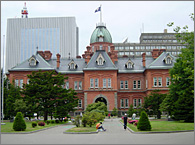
(1, 118), (194, 144)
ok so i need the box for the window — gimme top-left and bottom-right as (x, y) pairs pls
(125, 52), (129, 55)
(92, 46), (94, 52)
(90, 79), (94, 88)
(108, 46), (110, 52)
(66, 81), (69, 89)
(153, 77), (157, 87)
(99, 45), (103, 50)
(27, 79), (30, 84)
(138, 99), (142, 107)
(133, 99), (137, 108)
(96, 53), (105, 65)
(133, 81), (136, 89)
(120, 81), (124, 89)
(166, 57), (172, 64)
(99, 37), (103, 42)
(78, 99), (82, 108)
(29, 59), (36, 66)
(130, 46), (134, 50)
(108, 78), (111, 88)
(74, 81), (77, 90)
(79, 81), (82, 90)
(95, 79), (99, 88)
(125, 80), (128, 89)
(121, 99), (124, 108)
(125, 99), (129, 108)
(70, 63), (74, 69)
(146, 80), (148, 88)
(146, 46), (150, 50)
(158, 77), (162, 87)
(103, 78), (106, 88)
(127, 62), (132, 68)
(137, 80), (141, 89)
(166, 77), (170, 86)
(15, 79), (19, 87)
(20, 79), (23, 88)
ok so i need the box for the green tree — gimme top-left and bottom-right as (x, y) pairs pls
(127, 104), (135, 117)
(137, 111), (151, 131)
(85, 102), (108, 115)
(4, 79), (22, 120)
(22, 70), (78, 121)
(54, 88), (78, 121)
(14, 99), (28, 116)
(144, 90), (166, 119)
(162, 13), (194, 122)
(111, 107), (118, 116)
(13, 112), (26, 131)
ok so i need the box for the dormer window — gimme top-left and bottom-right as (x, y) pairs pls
(28, 55), (38, 66)
(68, 60), (78, 70)
(164, 54), (173, 64)
(96, 53), (105, 66)
(99, 36), (103, 42)
(125, 59), (134, 69)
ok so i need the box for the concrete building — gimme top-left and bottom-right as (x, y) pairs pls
(7, 22), (177, 116)
(5, 3), (79, 73)
(114, 29), (186, 58)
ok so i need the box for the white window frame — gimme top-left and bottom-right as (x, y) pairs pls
(137, 80), (141, 89)
(108, 78), (111, 88)
(20, 79), (23, 88)
(125, 80), (128, 89)
(120, 99), (124, 108)
(95, 78), (99, 88)
(166, 77), (170, 87)
(79, 81), (82, 90)
(74, 81), (78, 90)
(153, 77), (157, 87)
(133, 99), (137, 108)
(120, 81), (124, 89)
(138, 99), (142, 107)
(103, 78), (106, 88)
(15, 79), (19, 87)
(158, 77), (162, 87)
(125, 99), (129, 108)
(78, 99), (82, 108)
(66, 81), (69, 89)
(90, 79), (94, 88)
(133, 81), (136, 89)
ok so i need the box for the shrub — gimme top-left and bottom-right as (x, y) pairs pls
(74, 115), (81, 127)
(38, 121), (45, 126)
(137, 111), (152, 131)
(51, 120), (55, 124)
(13, 112), (26, 131)
(55, 120), (59, 123)
(46, 120), (50, 125)
(32, 122), (37, 128)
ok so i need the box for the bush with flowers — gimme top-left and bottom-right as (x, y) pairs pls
(38, 121), (45, 126)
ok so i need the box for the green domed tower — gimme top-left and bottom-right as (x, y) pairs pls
(90, 22), (112, 44)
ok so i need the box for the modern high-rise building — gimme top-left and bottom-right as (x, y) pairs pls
(114, 29), (186, 58)
(5, 3), (79, 73)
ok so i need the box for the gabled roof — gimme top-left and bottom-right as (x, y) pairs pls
(147, 52), (176, 69)
(9, 53), (54, 71)
(84, 50), (117, 70)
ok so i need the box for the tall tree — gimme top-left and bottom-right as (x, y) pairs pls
(144, 90), (166, 119)
(22, 70), (78, 121)
(161, 13), (194, 122)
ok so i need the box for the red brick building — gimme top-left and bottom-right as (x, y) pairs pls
(7, 22), (176, 116)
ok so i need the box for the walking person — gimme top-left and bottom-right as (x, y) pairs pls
(123, 113), (128, 130)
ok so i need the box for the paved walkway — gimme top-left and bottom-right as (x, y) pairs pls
(1, 118), (194, 144)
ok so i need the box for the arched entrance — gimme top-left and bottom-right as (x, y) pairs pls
(95, 97), (107, 106)
(93, 94), (109, 111)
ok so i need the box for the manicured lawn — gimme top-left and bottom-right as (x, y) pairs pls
(66, 124), (97, 132)
(122, 120), (194, 132)
(1, 121), (67, 133)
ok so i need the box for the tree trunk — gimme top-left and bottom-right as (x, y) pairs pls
(44, 111), (48, 121)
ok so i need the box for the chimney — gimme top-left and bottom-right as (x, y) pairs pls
(44, 51), (52, 61)
(56, 53), (61, 69)
(37, 51), (45, 58)
(142, 53), (146, 67)
(76, 55), (81, 59)
(164, 29), (167, 33)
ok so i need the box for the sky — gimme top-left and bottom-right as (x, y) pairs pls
(1, 1), (194, 69)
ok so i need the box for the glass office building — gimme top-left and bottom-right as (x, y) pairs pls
(5, 17), (79, 73)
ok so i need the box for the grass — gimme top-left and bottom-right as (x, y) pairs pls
(66, 123), (98, 133)
(1, 121), (67, 133)
(122, 120), (194, 132)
